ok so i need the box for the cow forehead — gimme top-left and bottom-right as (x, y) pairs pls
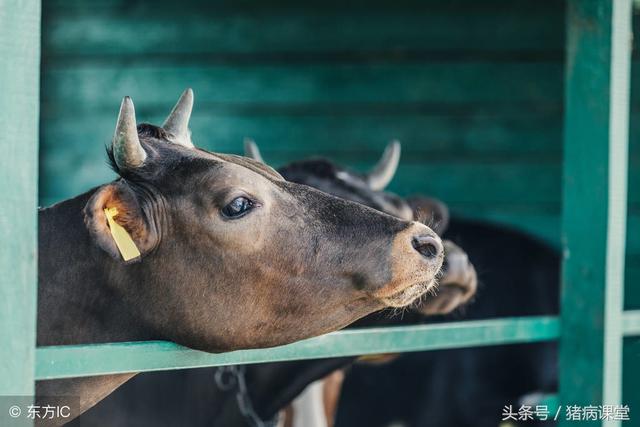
(205, 159), (279, 193)
(210, 152), (284, 182)
(164, 143), (283, 183)
(162, 151), (284, 199)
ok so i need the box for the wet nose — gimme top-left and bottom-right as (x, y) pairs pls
(412, 234), (444, 260)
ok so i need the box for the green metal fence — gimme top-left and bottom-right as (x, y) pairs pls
(0, 1), (637, 426)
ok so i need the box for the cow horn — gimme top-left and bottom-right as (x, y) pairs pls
(113, 96), (146, 169)
(163, 88), (194, 147)
(365, 140), (401, 191)
(243, 138), (265, 164)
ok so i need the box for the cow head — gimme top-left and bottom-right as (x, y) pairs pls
(83, 90), (444, 352)
(245, 140), (476, 315)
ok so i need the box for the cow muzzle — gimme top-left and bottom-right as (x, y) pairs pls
(375, 222), (444, 308)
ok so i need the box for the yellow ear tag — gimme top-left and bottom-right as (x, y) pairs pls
(104, 207), (141, 262)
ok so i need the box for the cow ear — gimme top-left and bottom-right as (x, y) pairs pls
(406, 196), (450, 235)
(83, 182), (159, 262)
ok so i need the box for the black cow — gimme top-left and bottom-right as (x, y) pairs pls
(265, 143), (560, 427)
(334, 216), (559, 427)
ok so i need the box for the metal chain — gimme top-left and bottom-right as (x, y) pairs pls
(214, 366), (279, 427)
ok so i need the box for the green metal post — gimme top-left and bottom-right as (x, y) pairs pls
(560, 0), (631, 425)
(0, 0), (41, 422)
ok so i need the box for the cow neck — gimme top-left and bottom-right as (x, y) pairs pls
(37, 188), (154, 346)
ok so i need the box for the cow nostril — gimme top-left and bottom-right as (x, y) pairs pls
(412, 235), (443, 259)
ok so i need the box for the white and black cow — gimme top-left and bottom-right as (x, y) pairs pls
(301, 151), (559, 427)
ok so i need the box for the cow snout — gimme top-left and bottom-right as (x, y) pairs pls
(412, 234), (443, 260)
(373, 223), (444, 308)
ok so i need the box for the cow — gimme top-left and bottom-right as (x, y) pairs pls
(70, 142), (478, 427)
(269, 145), (559, 427)
(36, 90), (445, 426)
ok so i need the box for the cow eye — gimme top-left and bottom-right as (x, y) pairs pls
(221, 197), (254, 219)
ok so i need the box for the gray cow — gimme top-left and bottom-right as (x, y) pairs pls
(36, 90), (444, 425)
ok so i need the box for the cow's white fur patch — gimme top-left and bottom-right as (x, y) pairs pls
(290, 379), (328, 427)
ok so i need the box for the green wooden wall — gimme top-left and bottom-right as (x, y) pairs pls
(39, 0), (639, 418)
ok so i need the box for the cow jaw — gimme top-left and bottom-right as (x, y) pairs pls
(379, 280), (437, 308)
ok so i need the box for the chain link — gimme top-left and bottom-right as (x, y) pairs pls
(214, 366), (279, 427)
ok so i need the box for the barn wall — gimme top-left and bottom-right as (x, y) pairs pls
(40, 0), (569, 243)
(39, 0), (640, 414)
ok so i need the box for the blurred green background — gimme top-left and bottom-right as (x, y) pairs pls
(39, 0), (640, 420)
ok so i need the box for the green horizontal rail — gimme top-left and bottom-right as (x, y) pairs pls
(36, 316), (559, 380)
(623, 309), (640, 336)
(32, 311), (640, 381)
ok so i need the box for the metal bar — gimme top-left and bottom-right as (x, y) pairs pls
(623, 310), (640, 336)
(33, 310), (640, 381)
(35, 316), (559, 380)
(0, 0), (41, 416)
(559, 1), (631, 425)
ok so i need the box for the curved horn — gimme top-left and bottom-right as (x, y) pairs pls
(162, 88), (194, 147)
(365, 140), (401, 191)
(243, 138), (265, 164)
(113, 96), (146, 169)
